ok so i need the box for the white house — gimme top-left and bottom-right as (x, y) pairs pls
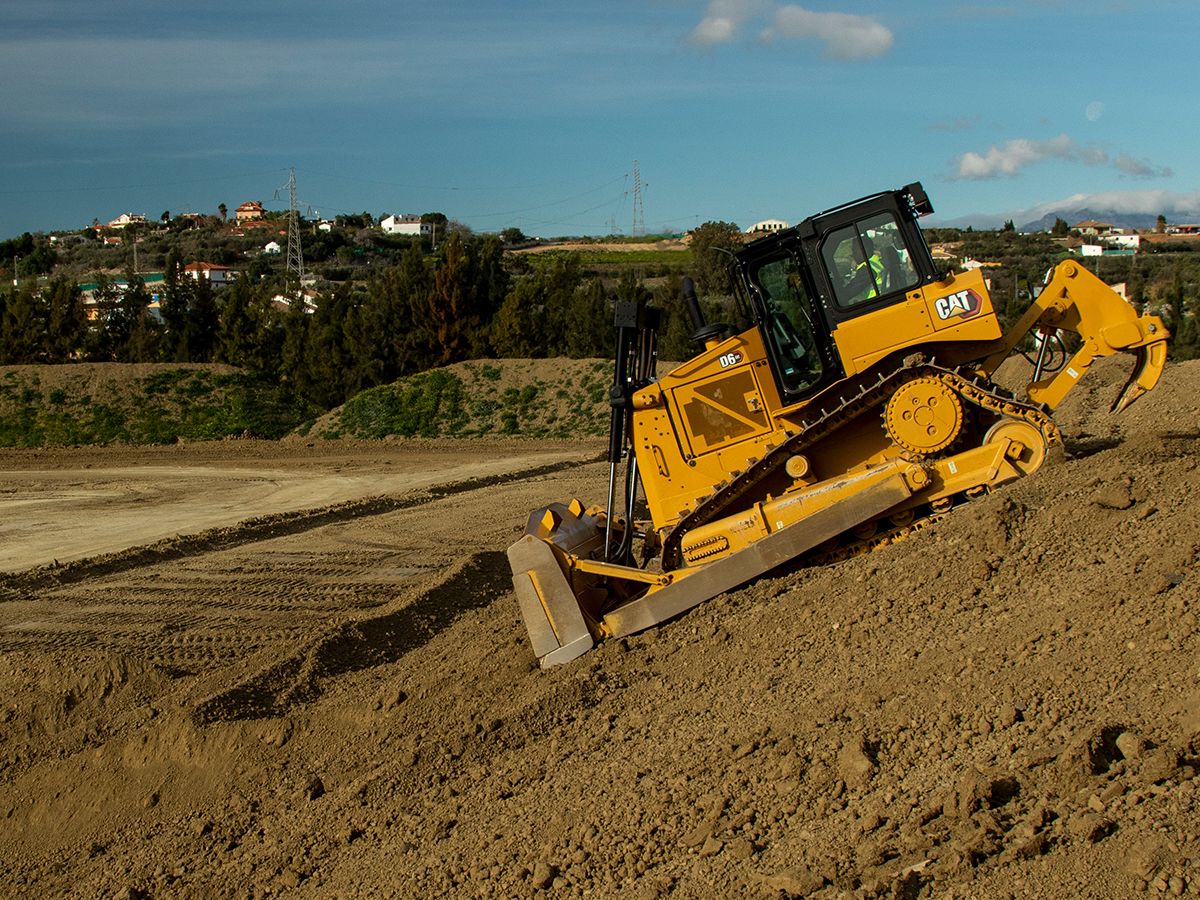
(106, 212), (147, 229)
(1106, 233), (1141, 250)
(747, 219), (788, 234)
(184, 261), (237, 285)
(380, 214), (430, 237)
(270, 291), (319, 314)
(264, 241), (282, 255)
(959, 257), (1001, 271)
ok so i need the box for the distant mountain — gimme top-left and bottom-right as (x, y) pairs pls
(935, 207), (1200, 233)
(1017, 210), (1169, 233)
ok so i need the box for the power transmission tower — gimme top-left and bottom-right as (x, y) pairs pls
(631, 160), (646, 237)
(285, 167), (305, 297)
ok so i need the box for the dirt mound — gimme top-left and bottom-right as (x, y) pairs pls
(307, 357), (684, 441)
(1, 358), (1198, 898)
(306, 358), (616, 440)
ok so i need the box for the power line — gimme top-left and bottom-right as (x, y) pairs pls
(278, 168), (304, 294)
(631, 160), (646, 237)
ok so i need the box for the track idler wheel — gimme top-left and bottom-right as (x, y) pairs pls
(983, 419), (1049, 476)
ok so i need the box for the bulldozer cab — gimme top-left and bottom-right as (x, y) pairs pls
(736, 183), (940, 404)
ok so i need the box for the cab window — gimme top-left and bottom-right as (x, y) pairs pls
(821, 212), (919, 309)
(752, 255), (823, 395)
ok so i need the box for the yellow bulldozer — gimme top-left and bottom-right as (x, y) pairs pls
(508, 182), (1169, 667)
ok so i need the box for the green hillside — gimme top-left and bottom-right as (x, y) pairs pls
(309, 358), (615, 440)
(0, 364), (320, 447)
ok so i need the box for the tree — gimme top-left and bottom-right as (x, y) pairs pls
(12, 240), (58, 277)
(409, 233), (505, 367)
(688, 221), (742, 297)
(184, 276), (220, 363)
(422, 211), (448, 233)
(469, 235), (508, 357)
(1051, 217), (1070, 236)
(301, 283), (356, 406)
(115, 273), (158, 362)
(0, 282), (45, 363)
(1002, 219), (1016, 233)
(216, 276), (260, 368)
(390, 242), (433, 371)
(352, 246), (425, 384)
(159, 249), (190, 361)
(44, 275), (86, 362)
(278, 289), (310, 388)
(218, 203), (228, 222)
(83, 275), (122, 360)
(564, 278), (613, 358)
(413, 232), (474, 366)
(1157, 214), (1167, 234)
(492, 274), (550, 358)
(491, 256), (581, 358)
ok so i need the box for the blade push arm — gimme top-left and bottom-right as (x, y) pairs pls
(979, 260), (1169, 412)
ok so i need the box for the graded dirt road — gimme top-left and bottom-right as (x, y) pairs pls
(0, 440), (589, 571)
(0, 360), (1198, 899)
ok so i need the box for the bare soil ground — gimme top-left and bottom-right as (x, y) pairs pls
(1, 358), (1199, 899)
(0, 439), (587, 571)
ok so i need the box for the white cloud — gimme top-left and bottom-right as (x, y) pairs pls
(690, 14), (739, 44)
(760, 6), (894, 59)
(688, 1), (893, 59)
(1114, 153), (1172, 178)
(952, 135), (1097, 178)
(689, 0), (769, 45)
(1018, 189), (1200, 220)
(951, 134), (1168, 180)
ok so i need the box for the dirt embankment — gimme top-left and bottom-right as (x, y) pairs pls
(0, 357), (1197, 898)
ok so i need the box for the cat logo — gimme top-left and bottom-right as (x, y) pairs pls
(718, 350), (744, 369)
(934, 289), (983, 321)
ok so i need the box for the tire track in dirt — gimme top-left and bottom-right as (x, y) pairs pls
(190, 550), (514, 724)
(0, 454), (606, 677)
(0, 454), (591, 601)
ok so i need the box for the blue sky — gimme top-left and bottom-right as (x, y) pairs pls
(2, 1), (1197, 239)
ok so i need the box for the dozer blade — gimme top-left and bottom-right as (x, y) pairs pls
(601, 470), (914, 640)
(508, 535), (595, 667)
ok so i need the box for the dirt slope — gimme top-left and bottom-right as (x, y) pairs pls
(1, 358), (1198, 898)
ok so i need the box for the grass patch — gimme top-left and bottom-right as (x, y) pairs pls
(335, 369), (467, 438)
(319, 359), (618, 440)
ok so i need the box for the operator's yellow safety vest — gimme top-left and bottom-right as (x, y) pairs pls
(855, 252), (885, 300)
